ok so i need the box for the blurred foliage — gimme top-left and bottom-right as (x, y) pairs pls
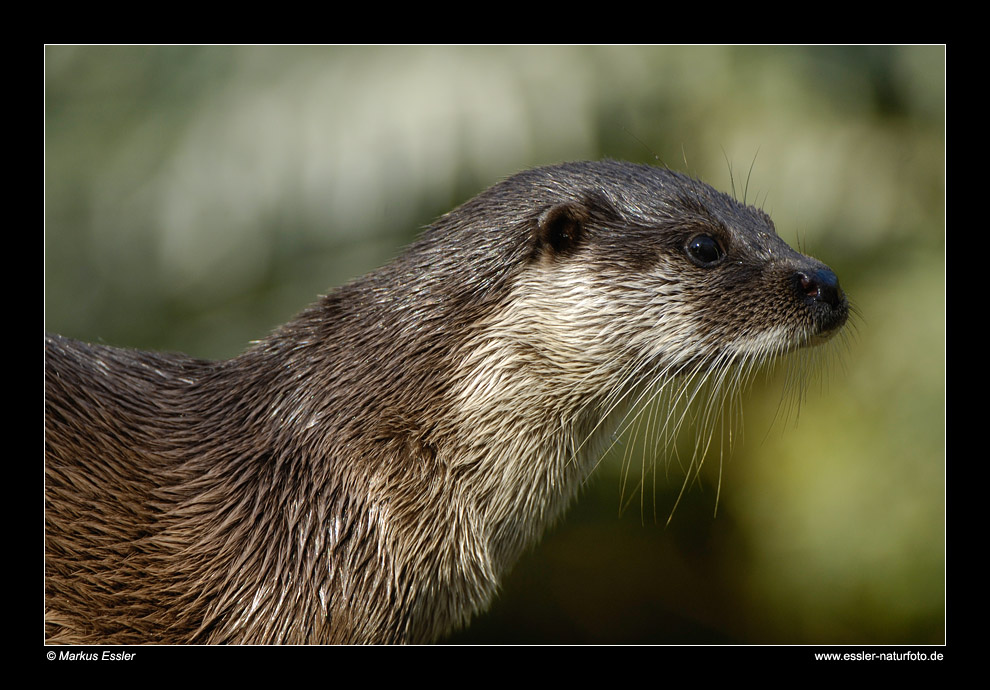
(44, 45), (945, 644)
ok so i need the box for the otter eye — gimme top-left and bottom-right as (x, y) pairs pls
(686, 234), (725, 267)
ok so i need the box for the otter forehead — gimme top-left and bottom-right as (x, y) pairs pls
(476, 161), (795, 263)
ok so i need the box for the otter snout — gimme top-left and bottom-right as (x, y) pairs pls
(795, 264), (848, 341)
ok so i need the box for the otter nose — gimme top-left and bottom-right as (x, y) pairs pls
(798, 267), (845, 309)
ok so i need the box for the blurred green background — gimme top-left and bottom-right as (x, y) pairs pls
(44, 45), (945, 645)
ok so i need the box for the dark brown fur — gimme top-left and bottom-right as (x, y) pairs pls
(45, 160), (848, 644)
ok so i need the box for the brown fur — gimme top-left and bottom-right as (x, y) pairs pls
(45, 160), (848, 644)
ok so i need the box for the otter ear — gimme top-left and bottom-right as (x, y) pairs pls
(532, 202), (587, 260)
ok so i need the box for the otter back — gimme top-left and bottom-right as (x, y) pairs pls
(45, 160), (848, 644)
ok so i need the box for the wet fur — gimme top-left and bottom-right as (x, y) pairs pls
(45, 160), (847, 644)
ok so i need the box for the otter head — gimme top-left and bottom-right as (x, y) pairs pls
(457, 161), (848, 399)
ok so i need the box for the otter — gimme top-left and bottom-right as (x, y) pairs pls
(45, 160), (848, 645)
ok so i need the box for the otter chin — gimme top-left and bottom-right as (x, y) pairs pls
(45, 160), (849, 645)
